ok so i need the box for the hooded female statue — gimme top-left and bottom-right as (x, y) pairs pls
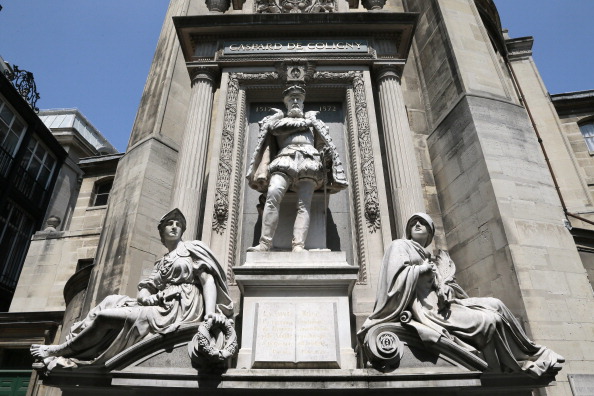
(31, 209), (234, 370)
(358, 213), (564, 377)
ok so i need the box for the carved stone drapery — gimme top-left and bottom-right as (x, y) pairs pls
(171, 67), (219, 240)
(255, 0), (335, 13)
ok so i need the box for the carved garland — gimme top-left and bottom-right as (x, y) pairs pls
(311, 70), (378, 284)
(212, 75), (239, 235)
(255, 0), (336, 13)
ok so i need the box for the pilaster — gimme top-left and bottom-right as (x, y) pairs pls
(374, 64), (426, 236)
(171, 66), (219, 239)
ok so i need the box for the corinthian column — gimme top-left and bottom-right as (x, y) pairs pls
(375, 65), (426, 236)
(171, 66), (218, 239)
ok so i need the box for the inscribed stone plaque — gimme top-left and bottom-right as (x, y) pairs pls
(253, 301), (338, 368)
(569, 374), (594, 396)
(253, 302), (296, 363)
(223, 40), (368, 55)
(296, 302), (337, 363)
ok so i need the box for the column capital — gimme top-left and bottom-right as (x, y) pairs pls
(188, 65), (220, 85)
(372, 62), (403, 83)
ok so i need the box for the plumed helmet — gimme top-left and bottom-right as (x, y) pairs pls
(405, 212), (435, 247)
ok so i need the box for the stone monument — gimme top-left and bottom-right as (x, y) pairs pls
(18, 3), (590, 395)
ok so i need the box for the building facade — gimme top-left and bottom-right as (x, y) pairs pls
(4, 1), (594, 396)
(0, 63), (67, 312)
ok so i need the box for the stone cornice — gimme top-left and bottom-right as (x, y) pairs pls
(505, 36), (534, 61)
(174, 12), (418, 66)
(551, 90), (594, 116)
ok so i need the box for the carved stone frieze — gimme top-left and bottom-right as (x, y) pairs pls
(256, 0), (335, 13)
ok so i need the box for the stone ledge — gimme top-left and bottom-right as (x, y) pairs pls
(44, 367), (555, 395)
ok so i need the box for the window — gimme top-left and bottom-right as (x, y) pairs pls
(0, 201), (35, 294)
(20, 136), (56, 189)
(91, 178), (113, 207)
(579, 121), (594, 153)
(0, 348), (33, 396)
(0, 98), (26, 156)
(0, 97), (27, 177)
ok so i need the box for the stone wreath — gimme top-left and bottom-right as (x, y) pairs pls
(188, 317), (238, 363)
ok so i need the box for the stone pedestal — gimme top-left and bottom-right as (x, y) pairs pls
(233, 252), (359, 370)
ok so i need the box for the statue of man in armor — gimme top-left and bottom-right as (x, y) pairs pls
(246, 85), (348, 252)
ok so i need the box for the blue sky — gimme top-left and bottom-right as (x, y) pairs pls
(0, 1), (592, 152)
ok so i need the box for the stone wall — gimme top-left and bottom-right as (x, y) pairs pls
(404, 1), (594, 394)
(10, 173), (111, 313)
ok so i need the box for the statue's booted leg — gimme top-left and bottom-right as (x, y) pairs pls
(292, 179), (315, 252)
(248, 173), (290, 252)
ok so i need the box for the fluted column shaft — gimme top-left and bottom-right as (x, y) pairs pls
(375, 66), (426, 236)
(171, 68), (218, 239)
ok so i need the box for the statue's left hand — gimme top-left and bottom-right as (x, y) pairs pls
(205, 312), (227, 326)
